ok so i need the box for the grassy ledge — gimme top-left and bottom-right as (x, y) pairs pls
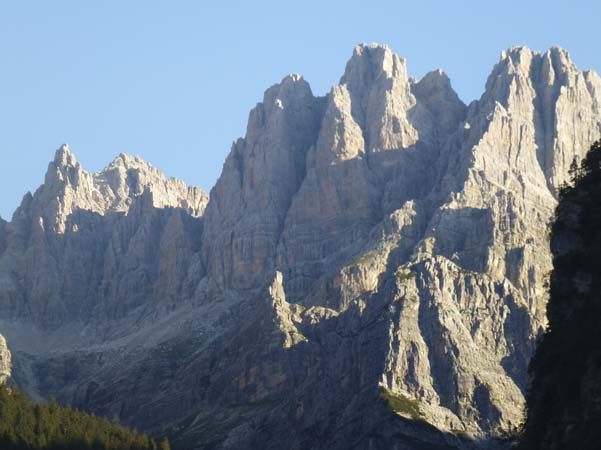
(379, 387), (425, 421)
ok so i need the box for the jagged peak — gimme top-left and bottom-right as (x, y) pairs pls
(547, 45), (571, 59)
(247, 73), (316, 133)
(482, 45), (587, 105)
(53, 143), (78, 168)
(495, 46), (539, 77)
(44, 144), (82, 189)
(48, 146), (164, 183)
(495, 45), (578, 77)
(416, 69), (451, 87)
(115, 152), (138, 164)
(262, 73), (313, 107)
(342, 42), (408, 86)
(430, 68), (446, 77)
(280, 73), (304, 84)
(500, 45), (537, 60)
(353, 42), (391, 54)
(412, 68), (466, 114)
(105, 152), (152, 171)
(34, 145), (207, 224)
(543, 46), (577, 76)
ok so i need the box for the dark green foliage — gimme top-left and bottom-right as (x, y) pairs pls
(518, 141), (601, 450)
(379, 388), (424, 421)
(159, 437), (170, 450)
(0, 384), (165, 450)
(349, 251), (377, 267)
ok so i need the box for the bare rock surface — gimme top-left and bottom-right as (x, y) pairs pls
(0, 334), (11, 384)
(1, 44), (600, 450)
(0, 146), (208, 329)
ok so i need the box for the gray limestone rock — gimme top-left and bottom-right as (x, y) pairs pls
(0, 145), (208, 329)
(1, 43), (600, 450)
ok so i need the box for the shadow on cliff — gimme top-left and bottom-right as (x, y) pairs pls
(5, 194), (205, 415)
(160, 265), (504, 450)
(3, 190), (204, 331)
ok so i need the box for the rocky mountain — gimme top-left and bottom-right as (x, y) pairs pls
(1, 43), (600, 450)
(0, 147), (208, 330)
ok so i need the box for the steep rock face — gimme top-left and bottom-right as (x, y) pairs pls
(176, 44), (600, 446)
(1, 44), (601, 450)
(201, 76), (324, 290)
(0, 146), (208, 329)
(277, 44), (466, 302)
(372, 46), (601, 437)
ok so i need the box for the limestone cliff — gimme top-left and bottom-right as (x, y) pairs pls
(0, 146), (208, 329)
(1, 44), (600, 450)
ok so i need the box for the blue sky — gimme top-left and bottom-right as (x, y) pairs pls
(0, 0), (598, 219)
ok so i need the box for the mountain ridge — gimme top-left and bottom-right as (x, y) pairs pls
(1, 43), (600, 450)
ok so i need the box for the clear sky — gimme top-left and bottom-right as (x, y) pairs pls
(0, 0), (598, 219)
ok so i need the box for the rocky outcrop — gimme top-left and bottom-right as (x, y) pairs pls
(0, 334), (11, 384)
(1, 44), (600, 450)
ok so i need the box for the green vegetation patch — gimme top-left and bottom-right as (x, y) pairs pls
(451, 429), (469, 438)
(395, 267), (415, 282)
(0, 384), (165, 450)
(349, 251), (377, 267)
(379, 387), (425, 421)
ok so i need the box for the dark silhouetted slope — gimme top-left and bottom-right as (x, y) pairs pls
(519, 141), (601, 450)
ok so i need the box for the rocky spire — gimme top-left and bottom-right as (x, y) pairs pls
(0, 335), (11, 384)
(340, 43), (417, 152)
(1, 44), (601, 450)
(475, 46), (601, 192)
(53, 143), (77, 167)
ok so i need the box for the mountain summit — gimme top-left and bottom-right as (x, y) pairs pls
(0, 44), (600, 450)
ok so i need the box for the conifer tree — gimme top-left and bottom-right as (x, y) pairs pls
(518, 141), (601, 449)
(0, 384), (161, 450)
(160, 437), (171, 450)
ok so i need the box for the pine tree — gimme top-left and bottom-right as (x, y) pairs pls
(0, 384), (161, 450)
(159, 436), (171, 450)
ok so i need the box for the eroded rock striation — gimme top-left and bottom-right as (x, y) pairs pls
(0, 146), (208, 329)
(1, 44), (600, 449)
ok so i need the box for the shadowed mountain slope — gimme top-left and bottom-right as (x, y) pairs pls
(1, 44), (600, 449)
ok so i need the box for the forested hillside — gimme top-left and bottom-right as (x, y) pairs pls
(518, 141), (601, 449)
(0, 385), (168, 450)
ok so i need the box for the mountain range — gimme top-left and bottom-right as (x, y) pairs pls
(1, 43), (600, 450)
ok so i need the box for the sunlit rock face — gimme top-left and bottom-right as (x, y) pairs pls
(0, 146), (208, 329)
(1, 44), (600, 450)
(0, 334), (10, 384)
